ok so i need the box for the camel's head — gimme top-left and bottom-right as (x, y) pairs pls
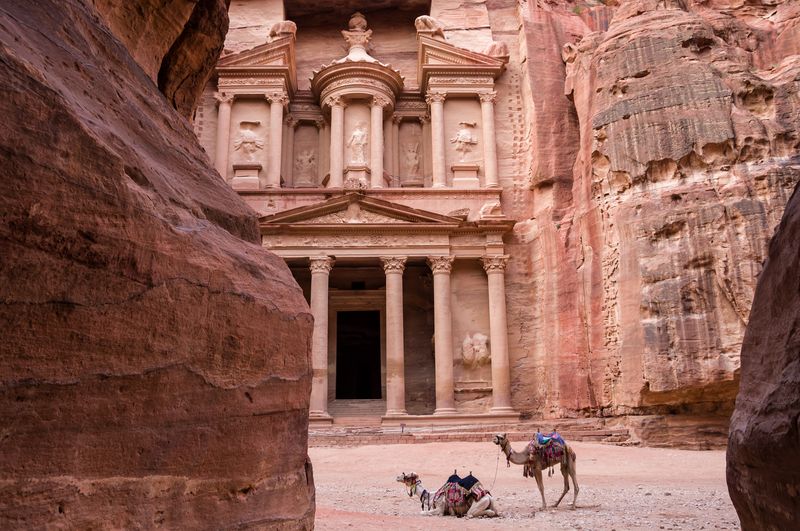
(395, 472), (419, 486)
(492, 433), (508, 446)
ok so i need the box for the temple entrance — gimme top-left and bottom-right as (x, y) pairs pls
(335, 310), (382, 399)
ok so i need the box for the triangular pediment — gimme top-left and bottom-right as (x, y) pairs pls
(260, 193), (463, 228)
(417, 35), (506, 91)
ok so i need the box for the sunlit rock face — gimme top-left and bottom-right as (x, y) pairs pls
(0, 0), (314, 528)
(508, 0), (800, 422)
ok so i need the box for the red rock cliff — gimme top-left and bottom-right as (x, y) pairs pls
(0, 0), (314, 528)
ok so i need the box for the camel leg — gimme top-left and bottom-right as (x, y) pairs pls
(533, 467), (547, 510)
(553, 462), (570, 507)
(569, 454), (580, 508)
(421, 504), (445, 516)
(466, 496), (493, 518)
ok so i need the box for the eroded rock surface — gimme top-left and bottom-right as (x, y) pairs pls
(508, 0), (800, 421)
(0, 0), (314, 528)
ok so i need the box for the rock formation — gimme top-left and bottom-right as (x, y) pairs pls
(508, 0), (800, 424)
(0, 0), (314, 528)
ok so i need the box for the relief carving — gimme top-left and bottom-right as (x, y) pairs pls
(347, 121), (369, 164)
(461, 333), (491, 369)
(450, 121), (478, 162)
(233, 121), (263, 162)
(415, 15), (446, 40)
(294, 150), (316, 184)
(402, 142), (421, 177)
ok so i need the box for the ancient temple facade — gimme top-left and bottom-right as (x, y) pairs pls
(196, 7), (520, 424)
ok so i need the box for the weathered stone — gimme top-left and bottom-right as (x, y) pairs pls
(0, 0), (314, 528)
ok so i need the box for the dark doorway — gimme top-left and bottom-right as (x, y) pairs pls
(336, 311), (381, 399)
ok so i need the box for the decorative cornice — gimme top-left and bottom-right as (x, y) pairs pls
(428, 255), (454, 274)
(481, 254), (509, 273)
(380, 256), (407, 273)
(309, 256), (334, 274)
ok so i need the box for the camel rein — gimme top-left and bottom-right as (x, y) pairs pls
(490, 443), (502, 491)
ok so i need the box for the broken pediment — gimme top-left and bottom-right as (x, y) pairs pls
(260, 193), (463, 228)
(217, 34), (297, 92)
(417, 35), (506, 92)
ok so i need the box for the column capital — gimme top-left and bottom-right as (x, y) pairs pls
(314, 118), (326, 129)
(481, 254), (509, 273)
(427, 255), (454, 274)
(380, 256), (407, 273)
(285, 116), (299, 128)
(324, 95), (345, 108)
(309, 256), (334, 274)
(391, 114), (403, 125)
(426, 91), (447, 105)
(479, 91), (498, 104)
(419, 114), (430, 125)
(214, 91), (234, 105)
(266, 92), (289, 106)
(372, 95), (391, 108)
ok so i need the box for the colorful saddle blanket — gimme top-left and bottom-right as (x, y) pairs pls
(535, 431), (566, 446)
(433, 475), (470, 516)
(528, 432), (566, 463)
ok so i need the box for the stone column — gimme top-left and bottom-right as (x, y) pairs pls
(284, 116), (297, 185)
(381, 256), (407, 416)
(315, 118), (326, 183)
(479, 91), (499, 188)
(426, 91), (447, 188)
(266, 92), (288, 188)
(482, 255), (514, 412)
(420, 115), (432, 185)
(214, 92), (234, 179)
(327, 96), (345, 188)
(391, 114), (402, 180)
(309, 256), (334, 420)
(428, 256), (456, 415)
(371, 96), (389, 188)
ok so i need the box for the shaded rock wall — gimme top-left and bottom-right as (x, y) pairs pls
(727, 181), (800, 529)
(0, 0), (314, 528)
(506, 0), (800, 417)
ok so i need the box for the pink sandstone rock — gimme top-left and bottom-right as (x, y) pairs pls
(0, 0), (314, 528)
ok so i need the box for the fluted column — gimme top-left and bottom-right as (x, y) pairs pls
(214, 92), (234, 179)
(266, 92), (288, 188)
(327, 96), (345, 188)
(381, 256), (407, 416)
(309, 256), (334, 420)
(479, 91), (499, 188)
(426, 91), (447, 188)
(371, 96), (389, 188)
(429, 256), (456, 415)
(482, 255), (514, 412)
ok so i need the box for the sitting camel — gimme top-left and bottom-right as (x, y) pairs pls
(492, 433), (579, 510)
(395, 471), (499, 518)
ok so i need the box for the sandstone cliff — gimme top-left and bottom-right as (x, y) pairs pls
(0, 0), (314, 528)
(507, 0), (800, 424)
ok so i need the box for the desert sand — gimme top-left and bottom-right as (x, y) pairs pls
(311, 441), (738, 530)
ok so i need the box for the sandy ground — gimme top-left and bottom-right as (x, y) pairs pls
(310, 441), (739, 530)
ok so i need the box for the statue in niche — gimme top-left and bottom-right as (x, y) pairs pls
(402, 142), (420, 176)
(450, 121), (478, 162)
(233, 121), (263, 162)
(294, 150), (316, 183)
(461, 333), (491, 369)
(348, 121), (369, 165)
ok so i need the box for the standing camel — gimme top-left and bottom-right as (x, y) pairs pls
(492, 433), (579, 510)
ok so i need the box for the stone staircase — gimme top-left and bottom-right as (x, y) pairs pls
(309, 416), (632, 447)
(327, 399), (386, 426)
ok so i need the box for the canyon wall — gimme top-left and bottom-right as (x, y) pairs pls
(505, 0), (800, 422)
(0, 0), (314, 528)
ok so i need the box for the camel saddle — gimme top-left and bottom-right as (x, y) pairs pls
(433, 474), (470, 516)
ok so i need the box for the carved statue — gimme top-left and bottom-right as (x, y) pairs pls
(348, 122), (369, 164)
(403, 142), (420, 176)
(450, 122), (478, 162)
(233, 121), (263, 162)
(482, 40), (509, 59)
(415, 15), (446, 40)
(479, 201), (504, 219)
(268, 20), (297, 42)
(461, 333), (490, 369)
(294, 150), (316, 183)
